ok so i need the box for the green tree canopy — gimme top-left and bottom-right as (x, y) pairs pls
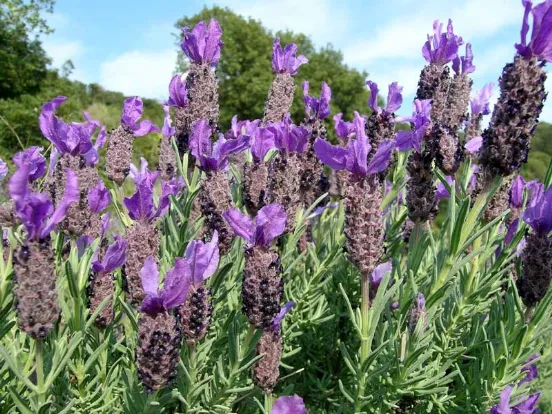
(175, 7), (371, 130)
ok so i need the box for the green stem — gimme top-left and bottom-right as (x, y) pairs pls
(356, 273), (370, 412)
(264, 393), (273, 413)
(35, 339), (45, 405)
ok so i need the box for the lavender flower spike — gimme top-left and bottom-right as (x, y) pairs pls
(303, 81), (331, 120)
(181, 19), (223, 66)
(518, 186), (552, 306)
(137, 256), (188, 391)
(224, 205), (286, 329)
(272, 38), (308, 76)
(516, 0), (552, 62)
(272, 395), (308, 414)
(9, 164), (78, 338)
(180, 232), (220, 343)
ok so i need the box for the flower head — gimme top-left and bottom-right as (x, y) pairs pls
(516, 0), (552, 62)
(13, 147), (46, 181)
(268, 115), (309, 154)
(302, 81), (331, 120)
(223, 204), (286, 247)
(271, 395), (308, 414)
(121, 97), (160, 137)
(422, 19), (463, 65)
(271, 38), (308, 75)
(123, 158), (182, 222)
(167, 74), (188, 108)
(522, 185), (552, 235)
(181, 19), (224, 66)
(366, 81), (403, 116)
(9, 163), (78, 240)
(471, 83), (495, 117)
(39, 96), (107, 165)
(92, 235), (127, 273)
(395, 99), (432, 152)
(453, 43), (476, 75)
(190, 119), (250, 171)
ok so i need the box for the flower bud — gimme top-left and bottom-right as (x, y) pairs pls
(106, 126), (134, 186)
(179, 285), (212, 344)
(263, 73), (296, 124)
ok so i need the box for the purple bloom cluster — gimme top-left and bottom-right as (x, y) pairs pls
(167, 74), (188, 108)
(181, 19), (224, 66)
(272, 38), (308, 75)
(395, 99), (432, 153)
(121, 97), (160, 137)
(516, 0), (552, 62)
(452, 43), (476, 75)
(39, 96), (107, 165)
(490, 386), (540, 413)
(223, 204), (286, 247)
(366, 81), (403, 116)
(422, 19), (463, 65)
(302, 81), (331, 120)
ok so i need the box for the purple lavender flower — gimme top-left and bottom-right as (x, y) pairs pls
(516, 0), (552, 62)
(269, 115), (309, 154)
(167, 74), (188, 108)
(490, 385), (541, 413)
(333, 113), (356, 143)
(251, 127), (276, 162)
(422, 19), (463, 65)
(271, 301), (295, 333)
(88, 180), (111, 214)
(471, 83), (495, 117)
(39, 96), (107, 165)
(452, 43), (476, 75)
(272, 395), (308, 414)
(161, 105), (175, 139)
(395, 99), (432, 153)
(302, 81), (331, 120)
(223, 204), (286, 248)
(121, 97), (160, 137)
(520, 354), (539, 385)
(511, 176), (527, 209)
(272, 38), (308, 75)
(465, 136), (483, 153)
(190, 119), (250, 172)
(436, 176), (454, 202)
(92, 235), (127, 273)
(9, 164), (78, 241)
(522, 185), (552, 235)
(227, 116), (261, 140)
(369, 261), (392, 290)
(13, 147), (45, 181)
(181, 19), (224, 66)
(527, 180), (544, 207)
(366, 81), (403, 116)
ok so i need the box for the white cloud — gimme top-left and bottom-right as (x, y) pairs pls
(99, 49), (177, 99)
(218, 0), (349, 45)
(42, 38), (84, 68)
(343, 0), (520, 65)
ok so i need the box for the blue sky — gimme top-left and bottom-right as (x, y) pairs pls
(42, 0), (552, 122)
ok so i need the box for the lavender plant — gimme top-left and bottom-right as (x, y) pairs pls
(0, 3), (552, 413)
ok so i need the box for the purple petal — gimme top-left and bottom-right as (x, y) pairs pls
(271, 301), (295, 333)
(520, 354), (539, 385)
(140, 256), (159, 296)
(223, 208), (255, 244)
(13, 147), (46, 181)
(161, 258), (192, 310)
(161, 105), (175, 139)
(366, 80), (380, 113)
(131, 120), (160, 137)
(0, 159), (7, 179)
(181, 19), (223, 66)
(185, 231), (220, 284)
(436, 176), (454, 202)
(386, 82), (403, 114)
(271, 395), (308, 414)
(141, 295), (165, 315)
(88, 180), (111, 213)
(48, 148), (59, 177)
(251, 127), (275, 162)
(314, 138), (349, 170)
(369, 261), (392, 289)
(121, 96), (143, 129)
(40, 168), (79, 238)
(523, 186), (552, 235)
(271, 38), (307, 75)
(527, 180), (544, 207)
(156, 177), (185, 218)
(513, 392), (541, 413)
(190, 119), (213, 166)
(510, 176), (527, 208)
(490, 386), (514, 414)
(465, 136), (483, 153)
(367, 140), (394, 174)
(39, 96), (71, 154)
(254, 204), (287, 246)
(124, 158), (158, 221)
(167, 74), (188, 108)
(471, 83), (494, 116)
(96, 235), (127, 273)
(101, 213), (111, 239)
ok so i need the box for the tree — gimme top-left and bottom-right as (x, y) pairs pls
(175, 7), (370, 130)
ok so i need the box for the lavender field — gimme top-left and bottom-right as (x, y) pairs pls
(0, 0), (552, 412)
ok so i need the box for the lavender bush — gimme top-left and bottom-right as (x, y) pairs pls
(0, 2), (552, 413)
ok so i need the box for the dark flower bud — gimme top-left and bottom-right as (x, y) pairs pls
(13, 238), (59, 338)
(136, 311), (182, 392)
(415, 64), (451, 124)
(430, 123), (464, 175)
(406, 151), (437, 223)
(243, 161), (269, 216)
(264, 73), (296, 124)
(179, 285), (212, 344)
(252, 329), (282, 393)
